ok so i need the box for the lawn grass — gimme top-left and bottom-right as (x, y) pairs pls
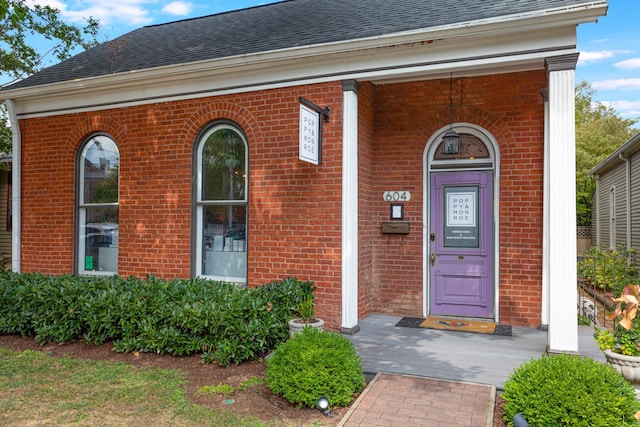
(0, 348), (270, 426)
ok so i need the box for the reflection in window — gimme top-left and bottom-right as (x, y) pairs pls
(77, 135), (119, 274)
(195, 124), (248, 285)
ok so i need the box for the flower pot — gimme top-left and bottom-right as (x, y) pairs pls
(288, 318), (324, 338)
(604, 349), (640, 383)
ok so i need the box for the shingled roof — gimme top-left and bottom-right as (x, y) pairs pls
(4, 0), (595, 91)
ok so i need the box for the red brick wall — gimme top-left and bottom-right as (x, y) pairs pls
(368, 71), (547, 327)
(357, 82), (376, 319)
(18, 70), (547, 330)
(18, 82), (345, 329)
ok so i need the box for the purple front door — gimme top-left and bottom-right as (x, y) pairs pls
(429, 171), (494, 318)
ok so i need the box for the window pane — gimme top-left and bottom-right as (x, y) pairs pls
(82, 136), (120, 204)
(201, 129), (246, 201)
(80, 206), (119, 273)
(201, 204), (246, 279)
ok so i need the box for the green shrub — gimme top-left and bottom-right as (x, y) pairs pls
(502, 354), (640, 426)
(0, 270), (314, 366)
(266, 327), (365, 408)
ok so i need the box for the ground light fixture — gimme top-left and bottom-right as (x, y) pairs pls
(317, 396), (331, 417)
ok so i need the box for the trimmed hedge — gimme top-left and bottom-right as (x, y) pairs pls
(266, 327), (365, 408)
(502, 354), (640, 426)
(0, 271), (314, 366)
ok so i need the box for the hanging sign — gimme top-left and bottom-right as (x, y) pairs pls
(299, 97), (330, 165)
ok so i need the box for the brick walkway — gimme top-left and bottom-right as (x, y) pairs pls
(339, 373), (496, 427)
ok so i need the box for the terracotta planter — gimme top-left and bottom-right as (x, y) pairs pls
(604, 349), (640, 383)
(288, 318), (324, 338)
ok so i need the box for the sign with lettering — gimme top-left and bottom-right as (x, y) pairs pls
(300, 104), (321, 165)
(444, 186), (479, 248)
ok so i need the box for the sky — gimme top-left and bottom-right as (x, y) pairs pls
(16, 0), (640, 121)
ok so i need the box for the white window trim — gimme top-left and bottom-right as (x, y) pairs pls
(77, 135), (120, 276)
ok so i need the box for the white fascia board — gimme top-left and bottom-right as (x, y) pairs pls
(4, 2), (605, 118)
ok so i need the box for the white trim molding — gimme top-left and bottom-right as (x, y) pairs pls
(546, 53), (579, 353)
(341, 80), (360, 334)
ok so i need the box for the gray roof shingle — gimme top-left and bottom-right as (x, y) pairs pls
(3, 0), (591, 90)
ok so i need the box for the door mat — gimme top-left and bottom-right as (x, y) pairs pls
(396, 316), (512, 336)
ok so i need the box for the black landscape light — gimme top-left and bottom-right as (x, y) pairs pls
(317, 396), (331, 417)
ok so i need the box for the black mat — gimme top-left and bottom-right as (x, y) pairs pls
(493, 324), (513, 336)
(395, 317), (426, 328)
(395, 316), (513, 336)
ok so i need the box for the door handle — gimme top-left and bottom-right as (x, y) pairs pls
(430, 253), (436, 266)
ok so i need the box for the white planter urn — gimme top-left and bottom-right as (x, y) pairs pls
(604, 349), (640, 383)
(288, 318), (324, 338)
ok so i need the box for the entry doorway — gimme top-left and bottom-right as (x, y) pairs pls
(425, 125), (499, 320)
(429, 171), (493, 317)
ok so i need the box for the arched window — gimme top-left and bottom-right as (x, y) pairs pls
(77, 135), (120, 275)
(195, 123), (248, 285)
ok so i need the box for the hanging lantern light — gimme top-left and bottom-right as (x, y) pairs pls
(442, 72), (459, 154)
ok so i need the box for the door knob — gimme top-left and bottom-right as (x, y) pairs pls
(430, 253), (436, 266)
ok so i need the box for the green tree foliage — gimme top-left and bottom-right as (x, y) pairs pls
(576, 81), (638, 226)
(0, 0), (100, 155)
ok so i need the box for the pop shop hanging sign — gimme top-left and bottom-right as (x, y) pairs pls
(299, 97), (330, 165)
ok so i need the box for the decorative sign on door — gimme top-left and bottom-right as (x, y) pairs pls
(443, 186), (479, 248)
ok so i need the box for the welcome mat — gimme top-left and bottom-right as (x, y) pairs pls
(396, 316), (512, 336)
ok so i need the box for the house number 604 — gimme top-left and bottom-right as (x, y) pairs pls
(383, 191), (411, 202)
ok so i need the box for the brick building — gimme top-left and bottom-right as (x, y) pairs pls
(0, 0), (608, 353)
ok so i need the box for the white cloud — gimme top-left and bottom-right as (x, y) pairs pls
(162, 1), (194, 16)
(578, 50), (632, 66)
(578, 50), (616, 65)
(593, 79), (640, 91)
(28, 0), (157, 27)
(615, 58), (640, 70)
(601, 100), (640, 119)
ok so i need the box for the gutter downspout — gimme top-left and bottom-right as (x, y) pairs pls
(620, 153), (631, 251)
(5, 99), (21, 272)
(594, 175), (600, 248)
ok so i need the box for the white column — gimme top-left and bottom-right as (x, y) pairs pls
(546, 54), (579, 353)
(5, 99), (21, 273)
(341, 80), (360, 334)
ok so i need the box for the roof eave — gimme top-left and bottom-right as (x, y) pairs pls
(591, 132), (640, 176)
(1, 1), (606, 103)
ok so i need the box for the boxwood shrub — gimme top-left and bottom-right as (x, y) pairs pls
(0, 270), (314, 366)
(266, 327), (365, 408)
(502, 354), (640, 426)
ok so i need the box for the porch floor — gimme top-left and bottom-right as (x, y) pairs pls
(338, 315), (604, 426)
(344, 314), (604, 390)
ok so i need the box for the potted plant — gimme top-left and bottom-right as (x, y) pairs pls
(594, 284), (640, 382)
(288, 296), (324, 338)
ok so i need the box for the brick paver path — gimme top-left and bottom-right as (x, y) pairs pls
(339, 373), (495, 427)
